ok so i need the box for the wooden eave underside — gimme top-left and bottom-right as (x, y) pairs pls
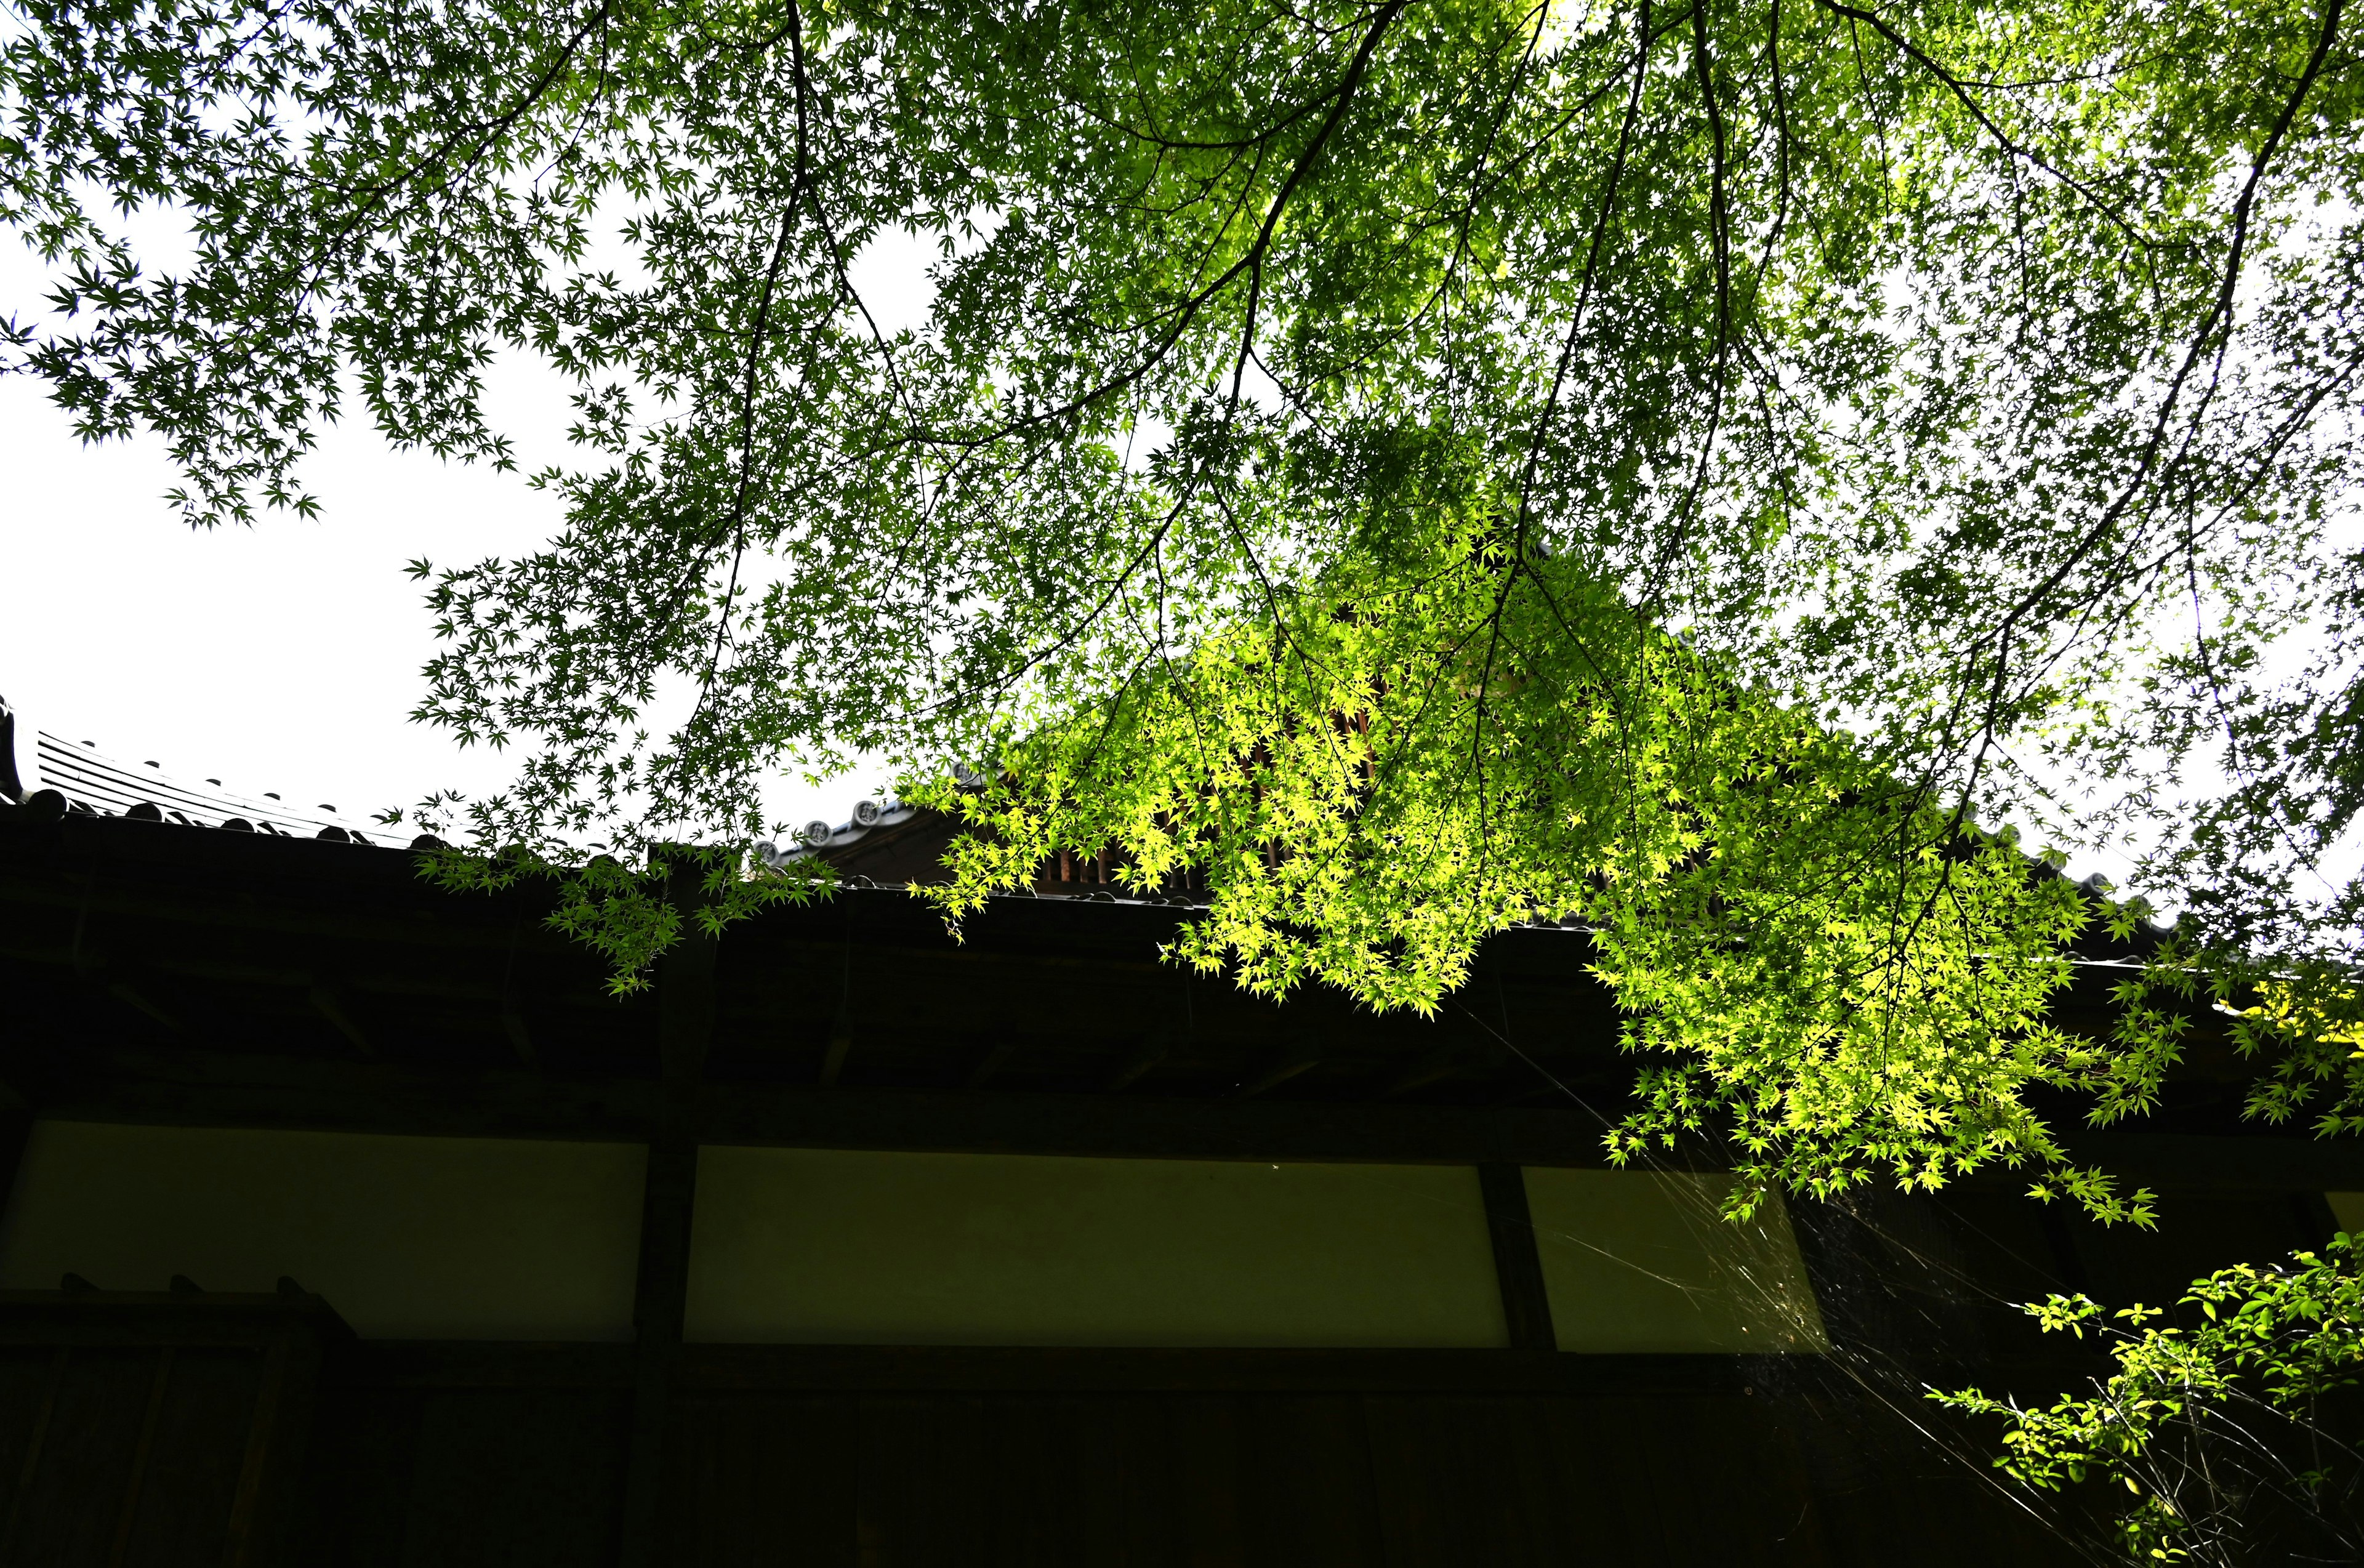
(0, 813), (1622, 1104)
(0, 810), (2315, 1184)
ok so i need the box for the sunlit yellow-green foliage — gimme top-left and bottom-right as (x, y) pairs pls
(1937, 1234), (2364, 1562)
(2232, 976), (2364, 1139)
(914, 498), (2126, 1218)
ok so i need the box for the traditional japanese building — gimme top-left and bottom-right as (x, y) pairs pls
(0, 695), (2352, 1565)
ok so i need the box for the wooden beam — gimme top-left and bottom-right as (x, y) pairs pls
(304, 983), (373, 1059)
(59, 1040), (2364, 1190)
(668, 1343), (1783, 1395)
(816, 920), (857, 1087)
(42, 1047), (658, 1141)
(1373, 1042), (1469, 1101)
(499, 1002), (537, 1068)
(106, 978), (183, 1035)
(0, 867), (536, 956)
(963, 1039), (1016, 1090)
(1478, 1164), (1556, 1351)
(1101, 1029), (1172, 1094)
(47, 944), (191, 1035)
(616, 866), (717, 1568)
(15, 1048), (1692, 1168)
(1, 945), (520, 1006)
(336, 1340), (1804, 1397)
(1980, 1133), (2364, 1193)
(3, 853), (1617, 1000)
(1233, 1037), (1322, 1101)
(0, 1075), (34, 1230)
(818, 1009), (852, 1087)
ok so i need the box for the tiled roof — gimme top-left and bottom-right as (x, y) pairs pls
(0, 694), (1117, 888)
(1, 694), (380, 842)
(0, 691), (2150, 951)
(755, 797), (921, 867)
(0, 694), (980, 875)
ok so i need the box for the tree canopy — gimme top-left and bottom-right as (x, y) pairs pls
(5, 0), (2362, 1216)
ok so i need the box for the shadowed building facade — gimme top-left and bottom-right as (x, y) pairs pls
(0, 698), (2351, 1565)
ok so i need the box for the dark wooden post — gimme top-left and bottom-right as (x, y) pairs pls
(0, 1077), (37, 1234)
(616, 861), (718, 1567)
(1478, 1163), (1556, 1351)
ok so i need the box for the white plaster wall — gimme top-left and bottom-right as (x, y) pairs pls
(0, 1120), (646, 1340)
(686, 1147), (1508, 1347)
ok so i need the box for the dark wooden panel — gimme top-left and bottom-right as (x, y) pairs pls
(694, 1084), (1623, 1167)
(44, 1048), (2364, 1188)
(0, 1349), (60, 1557)
(341, 1341), (1809, 1397)
(1064, 1396), (1201, 1568)
(843, 1394), (1271, 1568)
(619, 874), (717, 1568)
(123, 1347), (267, 1568)
(1795, 1395), (2086, 1568)
(968, 1397), (1098, 1566)
(2058, 1133), (2364, 1193)
(0, 1095), (32, 1240)
(856, 1395), (991, 1566)
(39, 1047), (661, 1143)
(338, 1341), (635, 1391)
(671, 1346), (1772, 1395)
(41, 1049), (1633, 1165)
(1165, 1397), (1247, 1567)
(305, 1356), (2144, 1567)
(410, 1387), (632, 1568)
(1735, 1333), (2111, 1568)
(1479, 1165), (1554, 1351)
(1626, 1395), (1825, 1566)
(7, 1346), (155, 1567)
(2062, 1190), (2322, 1312)
(297, 1335), (634, 1568)
(0, 1344), (283, 1568)
(0, 1292), (338, 1568)
(1236, 1396), (1385, 1568)
(1533, 1394), (1683, 1564)
(291, 1381), (422, 1568)
(663, 1396), (859, 1568)
(1365, 1396), (1578, 1568)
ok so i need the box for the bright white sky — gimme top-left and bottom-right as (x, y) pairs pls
(1, 233), (919, 842)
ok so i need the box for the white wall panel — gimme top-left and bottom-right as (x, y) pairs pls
(1524, 1168), (1827, 1353)
(0, 1120), (646, 1339)
(686, 1147), (1507, 1347)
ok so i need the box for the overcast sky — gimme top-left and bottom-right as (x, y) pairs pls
(1, 233), (907, 842)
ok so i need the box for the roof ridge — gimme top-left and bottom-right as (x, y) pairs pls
(2, 694), (376, 842)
